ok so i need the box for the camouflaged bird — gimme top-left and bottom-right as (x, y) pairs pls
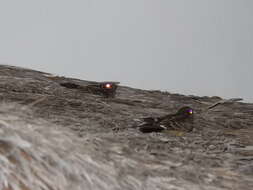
(139, 106), (194, 133)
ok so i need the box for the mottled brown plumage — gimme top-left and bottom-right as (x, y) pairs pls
(139, 106), (194, 133)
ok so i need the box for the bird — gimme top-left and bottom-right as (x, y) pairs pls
(138, 106), (194, 133)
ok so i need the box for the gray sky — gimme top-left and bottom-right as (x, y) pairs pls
(0, 0), (252, 102)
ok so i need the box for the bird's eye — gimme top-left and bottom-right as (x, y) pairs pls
(105, 83), (112, 89)
(188, 109), (193, 114)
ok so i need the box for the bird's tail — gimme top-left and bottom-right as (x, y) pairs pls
(139, 124), (165, 133)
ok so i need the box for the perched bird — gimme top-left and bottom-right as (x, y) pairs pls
(59, 81), (119, 98)
(139, 106), (194, 133)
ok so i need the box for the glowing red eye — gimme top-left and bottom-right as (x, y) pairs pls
(105, 84), (112, 89)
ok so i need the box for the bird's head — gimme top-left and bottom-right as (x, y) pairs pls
(176, 106), (194, 117)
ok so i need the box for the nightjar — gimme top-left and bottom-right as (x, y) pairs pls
(139, 106), (194, 133)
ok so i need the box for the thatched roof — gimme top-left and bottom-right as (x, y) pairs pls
(0, 65), (252, 190)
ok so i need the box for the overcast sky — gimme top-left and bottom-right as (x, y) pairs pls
(0, 0), (252, 102)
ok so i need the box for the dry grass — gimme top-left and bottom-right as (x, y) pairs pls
(0, 65), (253, 190)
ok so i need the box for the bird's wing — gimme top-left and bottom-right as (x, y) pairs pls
(160, 114), (179, 122)
(140, 113), (175, 124)
(160, 117), (194, 132)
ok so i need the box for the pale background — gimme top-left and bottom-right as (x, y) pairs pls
(0, 0), (252, 102)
